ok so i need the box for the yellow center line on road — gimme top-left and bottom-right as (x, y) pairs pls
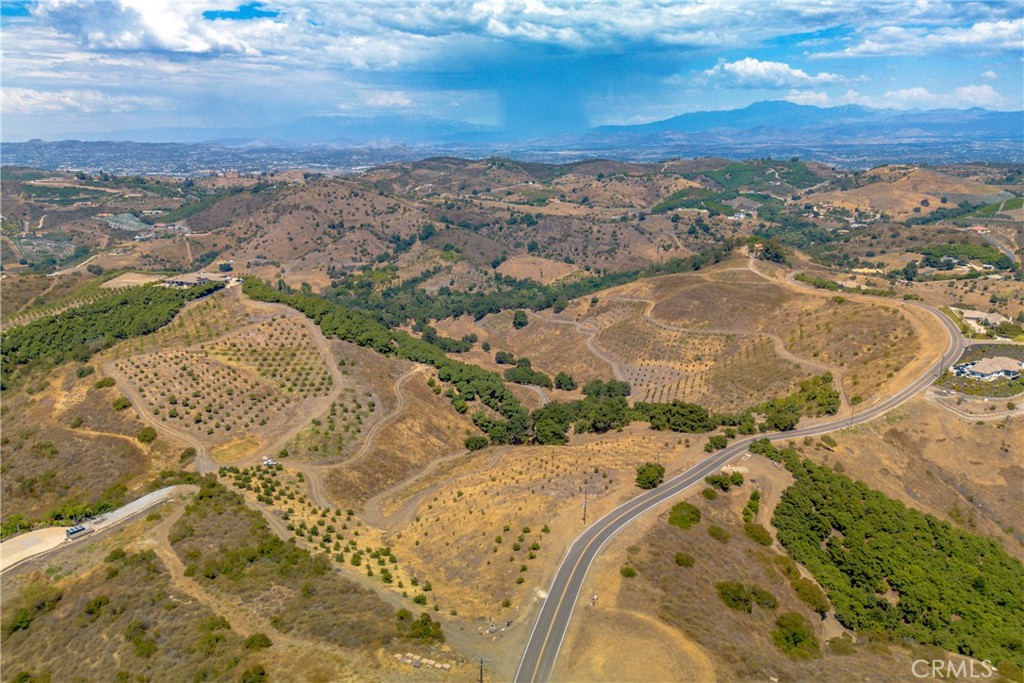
(526, 450), (732, 683)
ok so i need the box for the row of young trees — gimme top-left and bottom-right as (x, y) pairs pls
(247, 277), (838, 447)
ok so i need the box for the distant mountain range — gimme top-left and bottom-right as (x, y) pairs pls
(5, 101), (1022, 172)
(46, 100), (1023, 148)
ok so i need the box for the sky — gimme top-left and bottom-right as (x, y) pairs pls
(1, 0), (1022, 140)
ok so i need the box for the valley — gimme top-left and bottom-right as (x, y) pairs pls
(2, 156), (1021, 683)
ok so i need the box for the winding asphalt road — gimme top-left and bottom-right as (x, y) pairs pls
(514, 300), (965, 683)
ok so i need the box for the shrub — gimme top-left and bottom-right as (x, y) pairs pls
(464, 435), (490, 451)
(791, 577), (830, 616)
(494, 351), (516, 365)
(708, 525), (730, 543)
(667, 502), (701, 530)
(94, 377), (116, 389)
(137, 427), (158, 444)
(112, 396), (132, 411)
(513, 310), (529, 329)
(4, 607), (35, 635)
(76, 365), (95, 378)
(674, 552), (694, 568)
(749, 586), (778, 610)
(701, 487), (718, 500)
(620, 565), (637, 578)
(705, 471), (743, 491)
(554, 372), (577, 391)
(704, 435), (728, 452)
(828, 634), (857, 655)
(635, 462), (665, 489)
(742, 490), (761, 522)
(716, 581), (751, 612)
(240, 665), (267, 683)
(743, 522), (772, 546)
(244, 632), (272, 650)
(772, 612), (820, 660)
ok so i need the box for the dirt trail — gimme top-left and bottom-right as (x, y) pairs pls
(102, 360), (214, 472)
(279, 364), (426, 511)
(527, 310), (626, 380)
(352, 365), (425, 461)
(362, 447), (509, 530)
(16, 276), (61, 314)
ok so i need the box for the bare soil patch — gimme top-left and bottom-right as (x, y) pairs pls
(99, 271), (164, 288)
(496, 255), (580, 284)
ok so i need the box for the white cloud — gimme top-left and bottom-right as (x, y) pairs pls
(782, 89), (833, 107)
(704, 57), (842, 88)
(2, 87), (162, 114)
(815, 18), (1024, 57)
(953, 84), (1010, 108)
(30, 0), (287, 55)
(364, 90), (413, 107)
(981, 69), (998, 80)
(786, 84), (1013, 110)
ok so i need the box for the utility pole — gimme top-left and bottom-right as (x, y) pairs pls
(477, 657), (490, 683)
(582, 490), (588, 525)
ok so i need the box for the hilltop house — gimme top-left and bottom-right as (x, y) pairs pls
(162, 272), (235, 288)
(953, 357), (1022, 381)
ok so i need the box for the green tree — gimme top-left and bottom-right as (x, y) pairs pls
(464, 435), (489, 451)
(137, 427), (158, 444)
(635, 462), (665, 489)
(554, 372), (577, 391)
(512, 310), (529, 329)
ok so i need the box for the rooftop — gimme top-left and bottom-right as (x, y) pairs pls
(970, 357), (1022, 375)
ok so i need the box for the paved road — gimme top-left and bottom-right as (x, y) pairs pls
(515, 301), (965, 683)
(0, 486), (181, 574)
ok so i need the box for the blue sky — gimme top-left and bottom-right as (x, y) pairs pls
(1, 0), (1022, 140)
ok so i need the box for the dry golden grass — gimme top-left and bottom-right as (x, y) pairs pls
(813, 166), (1003, 219)
(325, 370), (479, 507)
(98, 271), (164, 288)
(382, 424), (715, 624)
(496, 255), (580, 284)
(0, 364), (184, 523)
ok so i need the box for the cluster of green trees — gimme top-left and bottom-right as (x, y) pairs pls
(503, 358), (552, 388)
(756, 439), (1024, 667)
(794, 273), (842, 291)
(1, 281), (223, 387)
(757, 374), (840, 431)
(243, 278), (533, 445)
(248, 277), (838, 447)
(324, 247), (734, 328)
(913, 242), (1015, 270)
(395, 609), (444, 643)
